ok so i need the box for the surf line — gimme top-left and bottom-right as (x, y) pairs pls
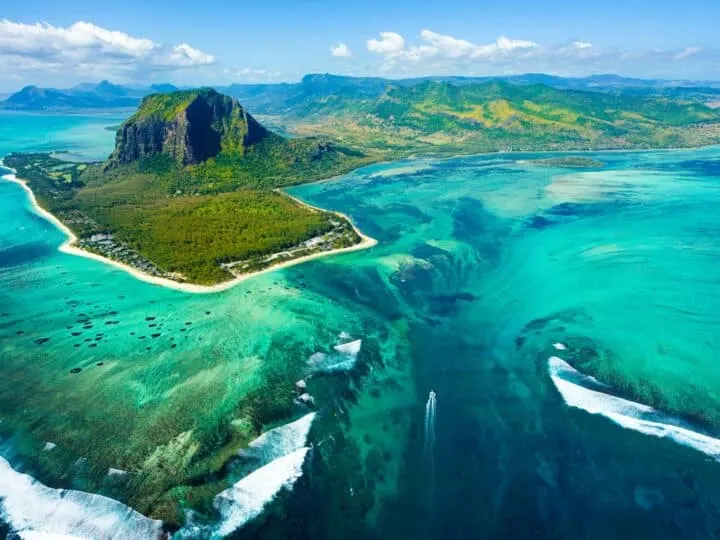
(548, 355), (720, 461)
(0, 413), (317, 539)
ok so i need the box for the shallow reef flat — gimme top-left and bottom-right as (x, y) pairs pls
(2, 127), (720, 537)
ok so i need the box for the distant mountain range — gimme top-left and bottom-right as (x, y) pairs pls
(221, 73), (720, 115)
(0, 80), (179, 111)
(4, 73), (720, 112)
(257, 77), (720, 155)
(5, 80), (720, 284)
(4, 73), (719, 155)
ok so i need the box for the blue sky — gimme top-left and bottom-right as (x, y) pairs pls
(1, 0), (719, 90)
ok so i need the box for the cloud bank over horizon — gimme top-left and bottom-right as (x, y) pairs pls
(360, 29), (713, 79)
(0, 19), (215, 88)
(0, 18), (717, 91)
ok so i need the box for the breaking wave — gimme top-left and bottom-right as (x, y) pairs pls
(239, 413), (316, 468)
(333, 339), (362, 356)
(1, 413), (318, 538)
(306, 339), (362, 374)
(17, 533), (90, 540)
(549, 356), (720, 461)
(0, 456), (162, 539)
(214, 447), (310, 537)
(196, 413), (316, 537)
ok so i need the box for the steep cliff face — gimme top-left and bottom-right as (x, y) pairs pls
(110, 88), (269, 166)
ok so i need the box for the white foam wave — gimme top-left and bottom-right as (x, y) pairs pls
(317, 359), (356, 372)
(308, 352), (327, 364)
(549, 356), (720, 461)
(333, 339), (362, 357)
(197, 413), (317, 536)
(240, 413), (315, 466)
(0, 456), (162, 539)
(1, 415), (316, 539)
(18, 532), (89, 540)
(214, 447), (310, 537)
(306, 339), (362, 375)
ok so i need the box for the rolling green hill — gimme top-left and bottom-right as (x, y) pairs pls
(7, 82), (720, 284)
(265, 79), (720, 154)
(6, 89), (370, 285)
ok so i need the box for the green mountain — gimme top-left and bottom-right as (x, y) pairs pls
(222, 73), (720, 117)
(1, 86), (102, 110)
(5, 89), (368, 284)
(279, 80), (720, 154)
(109, 89), (270, 166)
(7, 81), (720, 283)
(7, 73), (720, 113)
(101, 88), (368, 193)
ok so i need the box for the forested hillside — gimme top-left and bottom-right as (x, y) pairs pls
(5, 89), (368, 284)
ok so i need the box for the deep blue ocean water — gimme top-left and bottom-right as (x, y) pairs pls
(1, 111), (720, 538)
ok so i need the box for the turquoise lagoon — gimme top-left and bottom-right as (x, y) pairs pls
(1, 111), (720, 538)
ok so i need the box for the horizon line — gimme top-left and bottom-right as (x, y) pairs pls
(4, 71), (720, 95)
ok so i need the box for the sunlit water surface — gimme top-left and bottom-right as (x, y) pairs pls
(1, 111), (720, 538)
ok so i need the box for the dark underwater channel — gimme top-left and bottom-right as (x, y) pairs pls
(2, 141), (720, 538)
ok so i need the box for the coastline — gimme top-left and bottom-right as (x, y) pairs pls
(3, 141), (715, 294)
(0, 163), (377, 295)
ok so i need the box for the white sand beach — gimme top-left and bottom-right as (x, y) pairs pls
(1, 164), (377, 295)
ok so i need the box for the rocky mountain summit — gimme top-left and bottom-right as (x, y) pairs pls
(110, 88), (269, 166)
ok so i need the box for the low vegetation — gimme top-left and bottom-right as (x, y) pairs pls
(7, 81), (720, 285)
(4, 88), (370, 285)
(525, 156), (606, 168)
(257, 79), (720, 155)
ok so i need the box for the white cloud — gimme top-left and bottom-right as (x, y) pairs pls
(367, 30), (537, 64)
(472, 35), (538, 58)
(673, 46), (702, 61)
(330, 42), (352, 58)
(418, 30), (476, 58)
(238, 67), (267, 76)
(367, 32), (406, 56)
(0, 19), (215, 82)
(364, 29), (715, 78)
(0, 20), (155, 59)
(234, 67), (283, 82)
(165, 43), (214, 66)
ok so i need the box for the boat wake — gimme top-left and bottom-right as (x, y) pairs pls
(424, 390), (437, 461)
(549, 355), (720, 461)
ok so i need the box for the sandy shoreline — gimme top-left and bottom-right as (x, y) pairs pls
(4, 141), (711, 294)
(0, 163), (377, 295)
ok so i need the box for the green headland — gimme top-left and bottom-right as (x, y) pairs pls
(5, 88), (372, 285)
(5, 80), (720, 286)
